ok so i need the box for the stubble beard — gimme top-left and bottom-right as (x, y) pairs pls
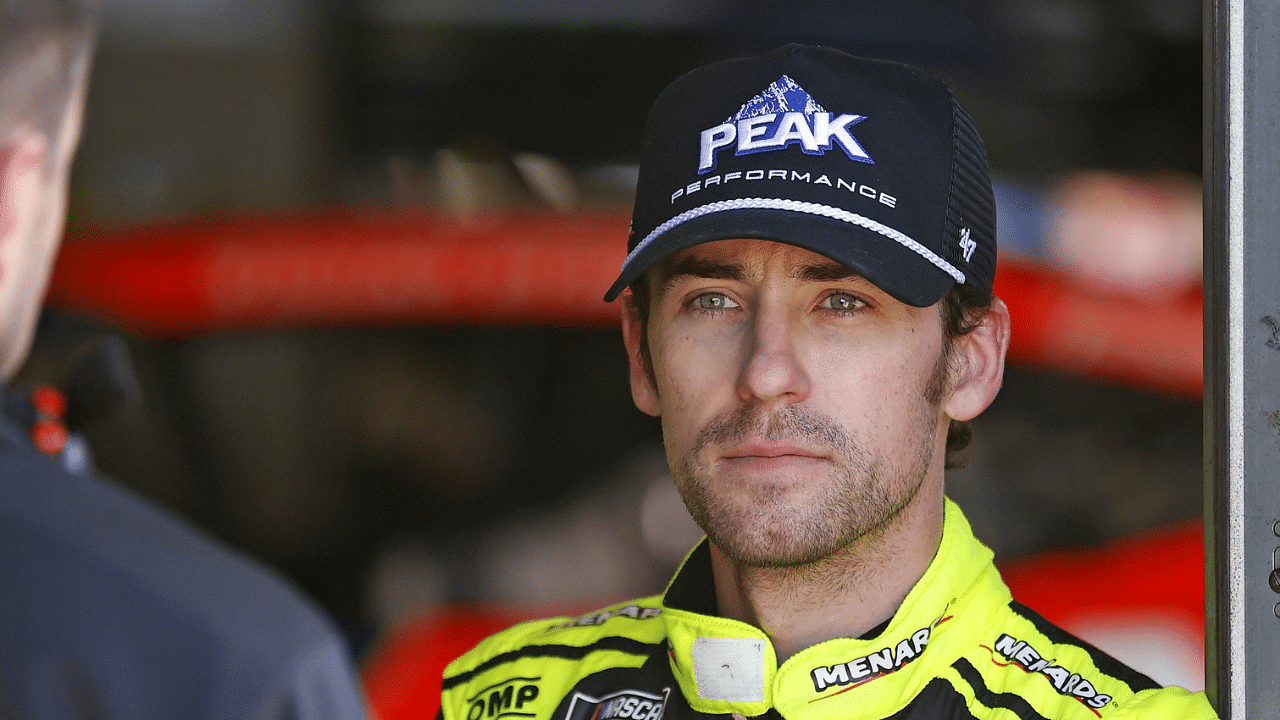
(671, 384), (943, 570)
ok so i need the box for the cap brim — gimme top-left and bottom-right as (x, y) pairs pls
(603, 208), (957, 307)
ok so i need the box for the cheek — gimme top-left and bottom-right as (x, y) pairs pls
(652, 353), (709, 430)
(650, 329), (738, 436)
(808, 340), (938, 425)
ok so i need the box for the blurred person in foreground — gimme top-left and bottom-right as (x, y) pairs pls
(437, 45), (1217, 719)
(0, 2), (369, 718)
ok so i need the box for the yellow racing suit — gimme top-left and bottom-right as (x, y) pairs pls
(440, 499), (1218, 719)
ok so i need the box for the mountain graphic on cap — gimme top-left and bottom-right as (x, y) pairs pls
(728, 75), (826, 122)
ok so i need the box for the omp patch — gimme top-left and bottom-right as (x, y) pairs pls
(466, 678), (541, 720)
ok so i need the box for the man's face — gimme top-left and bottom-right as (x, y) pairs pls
(0, 82), (86, 380)
(624, 238), (953, 568)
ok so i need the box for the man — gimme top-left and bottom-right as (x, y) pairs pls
(0, 3), (369, 718)
(438, 45), (1217, 718)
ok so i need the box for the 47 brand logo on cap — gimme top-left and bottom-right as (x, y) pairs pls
(698, 76), (873, 175)
(564, 688), (671, 720)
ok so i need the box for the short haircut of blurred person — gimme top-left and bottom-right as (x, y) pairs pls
(0, 3), (370, 718)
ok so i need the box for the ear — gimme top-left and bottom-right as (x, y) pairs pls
(621, 292), (661, 417)
(944, 297), (1010, 422)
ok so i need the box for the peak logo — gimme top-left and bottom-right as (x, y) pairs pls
(698, 75), (873, 175)
(563, 688), (670, 720)
(988, 634), (1112, 712)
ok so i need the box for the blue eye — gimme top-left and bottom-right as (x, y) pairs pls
(695, 293), (738, 311)
(823, 292), (864, 312)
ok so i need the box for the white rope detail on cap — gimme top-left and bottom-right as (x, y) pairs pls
(625, 198), (966, 284)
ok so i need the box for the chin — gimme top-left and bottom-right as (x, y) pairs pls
(707, 510), (853, 569)
(714, 538), (848, 569)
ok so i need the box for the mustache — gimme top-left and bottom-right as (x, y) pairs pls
(693, 405), (853, 455)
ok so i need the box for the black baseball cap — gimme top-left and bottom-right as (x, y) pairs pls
(603, 43), (996, 307)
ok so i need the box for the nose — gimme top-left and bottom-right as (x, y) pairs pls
(736, 304), (811, 406)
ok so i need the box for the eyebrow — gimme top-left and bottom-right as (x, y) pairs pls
(792, 259), (859, 283)
(660, 256), (747, 288)
(658, 253), (860, 288)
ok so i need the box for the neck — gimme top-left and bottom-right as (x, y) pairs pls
(708, 481), (945, 662)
